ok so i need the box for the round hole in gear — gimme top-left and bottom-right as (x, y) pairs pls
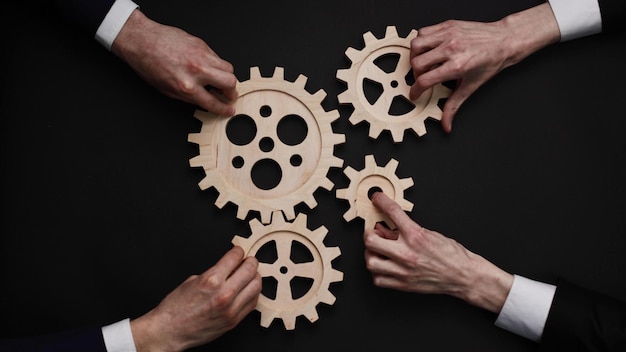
(367, 186), (383, 199)
(251, 158), (282, 190)
(280, 266), (288, 274)
(290, 154), (302, 167)
(259, 137), (275, 153)
(232, 156), (244, 169)
(277, 114), (308, 146)
(260, 105), (272, 118)
(226, 114), (257, 146)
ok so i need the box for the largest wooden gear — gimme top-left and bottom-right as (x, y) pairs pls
(188, 67), (345, 224)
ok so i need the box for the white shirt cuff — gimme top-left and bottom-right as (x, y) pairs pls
(548, 0), (602, 42)
(102, 318), (138, 352)
(95, 0), (139, 51)
(494, 275), (556, 342)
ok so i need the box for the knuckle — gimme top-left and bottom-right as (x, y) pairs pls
(363, 232), (376, 248)
(213, 288), (236, 309)
(200, 274), (221, 290)
(176, 78), (197, 96)
(251, 273), (262, 293)
(222, 74), (237, 90)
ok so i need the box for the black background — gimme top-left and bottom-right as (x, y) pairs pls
(1, 1), (625, 351)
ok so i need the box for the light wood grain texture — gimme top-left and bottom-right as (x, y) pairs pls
(336, 154), (414, 230)
(337, 26), (451, 142)
(232, 211), (343, 330)
(189, 67), (345, 223)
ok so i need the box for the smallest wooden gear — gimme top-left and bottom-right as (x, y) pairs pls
(336, 154), (414, 230)
(232, 211), (343, 330)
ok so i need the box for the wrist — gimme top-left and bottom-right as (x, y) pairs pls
(130, 310), (183, 352)
(111, 9), (154, 62)
(456, 252), (514, 314)
(498, 3), (560, 67)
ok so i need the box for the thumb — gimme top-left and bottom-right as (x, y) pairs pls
(440, 78), (479, 133)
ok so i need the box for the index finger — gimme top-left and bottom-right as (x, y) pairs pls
(201, 246), (246, 282)
(371, 192), (419, 233)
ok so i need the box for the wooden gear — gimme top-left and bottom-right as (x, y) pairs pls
(336, 154), (414, 230)
(337, 26), (451, 142)
(188, 67), (345, 224)
(232, 211), (343, 330)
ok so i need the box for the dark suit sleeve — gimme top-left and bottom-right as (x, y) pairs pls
(539, 279), (626, 352)
(0, 326), (107, 352)
(53, 0), (117, 35)
(598, 0), (626, 33)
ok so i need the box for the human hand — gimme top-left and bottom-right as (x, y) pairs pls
(112, 9), (238, 116)
(363, 192), (513, 313)
(130, 246), (261, 352)
(410, 3), (560, 132)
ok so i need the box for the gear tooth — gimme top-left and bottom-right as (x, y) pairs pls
(411, 122), (427, 136)
(390, 127), (405, 143)
(236, 206), (250, 220)
(348, 112), (365, 125)
(248, 217), (264, 232)
(231, 235), (245, 248)
(294, 74), (308, 88)
(386, 158), (399, 173)
(304, 307), (320, 323)
(332, 269), (344, 282)
(368, 123), (384, 139)
(293, 213), (308, 228)
(400, 177), (414, 189)
(399, 198), (414, 212)
(189, 155), (204, 168)
(337, 91), (352, 104)
(311, 226), (328, 242)
(330, 155), (344, 169)
(273, 210), (287, 225)
(328, 110), (341, 123)
(342, 166), (358, 179)
(364, 154), (377, 167)
(283, 314), (297, 330)
(193, 109), (212, 122)
(328, 247), (341, 261)
(362, 31), (378, 45)
(187, 133), (202, 145)
(198, 177), (214, 191)
(273, 66), (285, 79)
(336, 69), (349, 82)
(312, 89), (326, 103)
(213, 193), (228, 208)
(319, 291), (337, 305)
(344, 47), (360, 61)
(317, 177), (333, 191)
(260, 312), (275, 328)
(332, 133), (346, 145)
(343, 207), (358, 221)
(385, 26), (399, 38)
(336, 188), (348, 201)
(282, 207), (296, 221)
(260, 210), (273, 224)
(304, 196), (318, 209)
(408, 28), (418, 39)
(250, 66), (262, 79)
